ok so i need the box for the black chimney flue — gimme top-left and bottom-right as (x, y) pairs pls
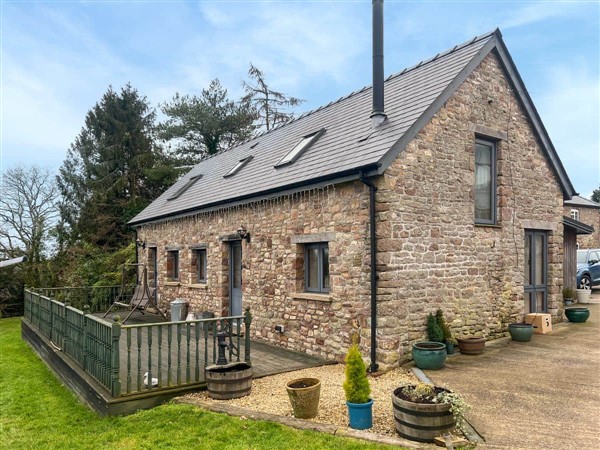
(371, 0), (386, 128)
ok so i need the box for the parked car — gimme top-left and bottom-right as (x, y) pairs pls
(577, 249), (600, 289)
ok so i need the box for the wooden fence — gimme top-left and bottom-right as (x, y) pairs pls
(24, 289), (252, 398)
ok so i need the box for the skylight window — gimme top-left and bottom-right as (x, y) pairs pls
(224, 156), (253, 178)
(275, 128), (325, 168)
(167, 174), (202, 201)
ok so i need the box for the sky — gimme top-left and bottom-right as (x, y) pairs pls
(1, 0), (599, 198)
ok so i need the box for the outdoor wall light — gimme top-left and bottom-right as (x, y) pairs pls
(136, 239), (147, 249)
(237, 226), (250, 242)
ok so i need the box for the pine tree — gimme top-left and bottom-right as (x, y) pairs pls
(242, 64), (304, 132)
(158, 79), (255, 163)
(57, 84), (178, 249)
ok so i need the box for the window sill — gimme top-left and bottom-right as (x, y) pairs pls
(188, 283), (209, 289)
(474, 223), (502, 229)
(290, 292), (332, 302)
(164, 281), (181, 286)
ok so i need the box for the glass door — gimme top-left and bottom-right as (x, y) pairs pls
(524, 230), (548, 313)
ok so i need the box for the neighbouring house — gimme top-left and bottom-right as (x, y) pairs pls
(564, 195), (600, 248)
(129, 28), (578, 370)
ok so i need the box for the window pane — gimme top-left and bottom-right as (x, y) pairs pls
(524, 235), (531, 285)
(232, 244), (241, 289)
(191, 251), (198, 281)
(536, 291), (544, 312)
(322, 246), (329, 290)
(524, 292), (532, 314)
(307, 247), (319, 290)
(535, 235), (543, 285)
(198, 250), (206, 282)
(475, 143), (493, 221)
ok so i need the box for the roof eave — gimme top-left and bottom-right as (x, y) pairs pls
(129, 164), (380, 227)
(563, 216), (594, 235)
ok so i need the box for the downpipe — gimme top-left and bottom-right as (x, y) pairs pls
(360, 172), (379, 373)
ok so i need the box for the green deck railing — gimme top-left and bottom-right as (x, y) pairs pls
(33, 286), (122, 314)
(24, 289), (252, 398)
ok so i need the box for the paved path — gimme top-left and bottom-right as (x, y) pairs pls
(426, 292), (600, 450)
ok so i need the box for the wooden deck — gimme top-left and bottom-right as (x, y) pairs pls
(100, 310), (332, 390)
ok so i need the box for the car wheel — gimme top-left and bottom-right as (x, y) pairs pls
(579, 275), (592, 290)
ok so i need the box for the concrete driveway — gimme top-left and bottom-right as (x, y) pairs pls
(426, 291), (600, 450)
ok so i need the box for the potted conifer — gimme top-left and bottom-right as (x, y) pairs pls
(563, 287), (575, 305)
(435, 309), (455, 354)
(343, 343), (373, 430)
(412, 313), (447, 369)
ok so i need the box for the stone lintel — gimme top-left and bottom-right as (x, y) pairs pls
(522, 220), (557, 231)
(290, 232), (336, 244)
(188, 243), (208, 249)
(469, 123), (508, 141)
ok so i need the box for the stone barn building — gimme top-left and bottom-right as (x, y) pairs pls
(564, 195), (600, 249)
(130, 29), (578, 370)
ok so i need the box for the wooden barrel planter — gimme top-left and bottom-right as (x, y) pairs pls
(206, 362), (252, 399)
(392, 387), (455, 442)
(457, 336), (485, 355)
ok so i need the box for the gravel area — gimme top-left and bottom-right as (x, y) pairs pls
(187, 364), (418, 437)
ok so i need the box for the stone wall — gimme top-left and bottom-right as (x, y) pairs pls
(373, 52), (565, 367)
(564, 206), (600, 248)
(136, 184), (372, 362)
(136, 51), (566, 369)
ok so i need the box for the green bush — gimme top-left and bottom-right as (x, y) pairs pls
(427, 312), (444, 343)
(343, 344), (371, 404)
(435, 309), (453, 342)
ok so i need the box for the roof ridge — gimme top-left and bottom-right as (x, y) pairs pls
(195, 29), (499, 165)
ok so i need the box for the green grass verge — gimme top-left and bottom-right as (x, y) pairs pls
(0, 318), (398, 450)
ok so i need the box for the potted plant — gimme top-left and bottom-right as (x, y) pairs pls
(456, 335), (485, 354)
(343, 343), (373, 430)
(564, 307), (590, 323)
(562, 287), (575, 305)
(576, 287), (591, 304)
(508, 322), (534, 342)
(392, 382), (469, 443)
(412, 313), (447, 369)
(435, 309), (455, 354)
(286, 377), (321, 419)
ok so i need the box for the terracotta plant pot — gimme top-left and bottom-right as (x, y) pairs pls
(456, 336), (485, 355)
(286, 377), (321, 419)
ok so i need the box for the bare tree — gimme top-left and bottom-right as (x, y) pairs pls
(0, 165), (59, 264)
(242, 64), (304, 132)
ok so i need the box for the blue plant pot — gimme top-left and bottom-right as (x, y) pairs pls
(565, 307), (590, 323)
(508, 323), (534, 342)
(347, 399), (373, 430)
(412, 341), (447, 370)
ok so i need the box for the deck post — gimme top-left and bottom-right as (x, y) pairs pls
(244, 308), (252, 365)
(111, 316), (122, 397)
(83, 305), (90, 371)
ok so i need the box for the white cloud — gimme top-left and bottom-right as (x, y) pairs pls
(502, 2), (578, 29)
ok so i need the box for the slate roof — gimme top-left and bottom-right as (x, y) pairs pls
(564, 195), (600, 209)
(130, 29), (575, 226)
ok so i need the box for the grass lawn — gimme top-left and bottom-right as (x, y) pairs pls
(0, 318), (398, 450)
